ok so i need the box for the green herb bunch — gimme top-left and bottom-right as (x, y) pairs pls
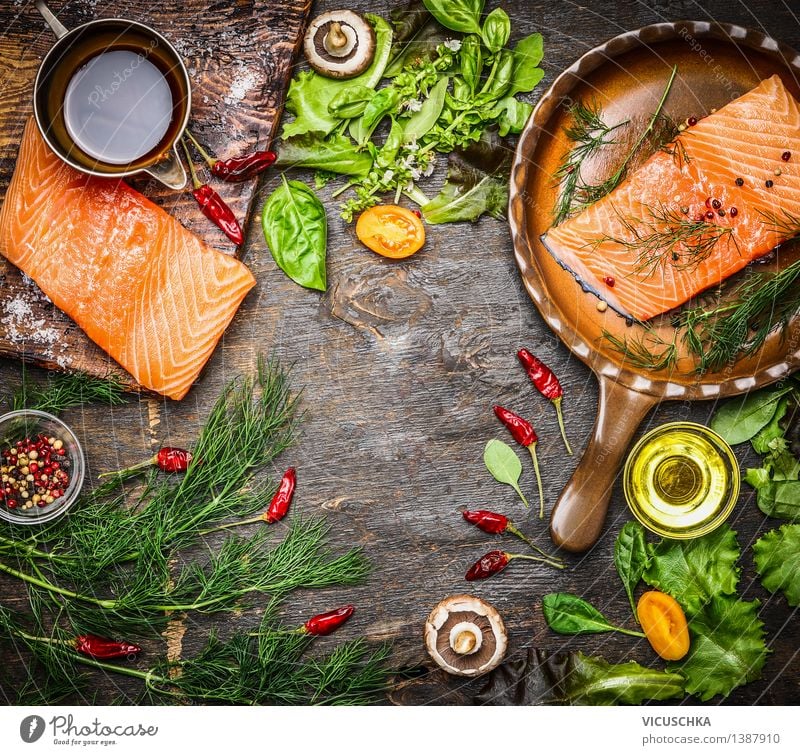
(277, 0), (544, 223)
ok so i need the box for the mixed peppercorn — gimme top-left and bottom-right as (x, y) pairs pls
(1, 435), (69, 511)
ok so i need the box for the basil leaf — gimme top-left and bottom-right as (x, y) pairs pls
(754, 524), (800, 605)
(422, 0), (484, 35)
(327, 85), (375, 119)
(350, 87), (403, 146)
(459, 35), (483, 95)
(542, 593), (644, 637)
(282, 15), (393, 138)
(262, 177), (327, 292)
(481, 7), (510, 53)
(614, 521), (650, 620)
(483, 438), (529, 508)
(710, 385), (794, 445)
(376, 119), (404, 169)
(509, 33), (545, 96)
(401, 76), (449, 143)
(275, 132), (373, 177)
(751, 397), (789, 454)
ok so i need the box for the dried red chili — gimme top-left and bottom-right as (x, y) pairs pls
(303, 605), (354, 636)
(74, 635), (141, 660)
(98, 447), (192, 479)
(263, 467), (296, 523)
(462, 510), (565, 565)
(465, 549), (564, 581)
(492, 405), (545, 518)
(516, 349), (573, 455)
(181, 139), (244, 245)
(186, 129), (276, 182)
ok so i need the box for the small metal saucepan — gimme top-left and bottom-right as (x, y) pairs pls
(32, 0), (190, 190)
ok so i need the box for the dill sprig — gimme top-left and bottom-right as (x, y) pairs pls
(594, 203), (737, 277)
(601, 328), (679, 371)
(757, 207), (800, 238)
(674, 258), (800, 372)
(5, 371), (128, 414)
(553, 101), (627, 225)
(0, 603), (391, 706)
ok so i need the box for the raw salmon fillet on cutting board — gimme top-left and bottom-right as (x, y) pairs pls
(542, 75), (800, 321)
(0, 119), (256, 400)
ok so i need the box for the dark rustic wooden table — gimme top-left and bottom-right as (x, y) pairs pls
(2, 0), (799, 705)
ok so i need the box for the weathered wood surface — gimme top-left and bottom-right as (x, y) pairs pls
(2, 0), (800, 706)
(0, 0), (309, 386)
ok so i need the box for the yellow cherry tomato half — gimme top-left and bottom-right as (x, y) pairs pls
(637, 590), (690, 661)
(356, 205), (425, 259)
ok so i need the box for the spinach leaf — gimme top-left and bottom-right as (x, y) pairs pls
(422, 0), (484, 35)
(614, 521), (650, 620)
(710, 385), (793, 445)
(509, 33), (545, 96)
(751, 397), (789, 454)
(262, 177), (327, 292)
(671, 596), (767, 701)
(542, 593), (645, 637)
(422, 128), (512, 223)
(754, 524), (800, 606)
(275, 132), (373, 176)
(282, 15), (393, 138)
(483, 438), (529, 508)
(475, 649), (685, 706)
(401, 76), (449, 143)
(481, 7), (510, 53)
(642, 524), (740, 614)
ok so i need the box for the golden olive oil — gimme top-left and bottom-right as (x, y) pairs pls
(623, 422), (739, 538)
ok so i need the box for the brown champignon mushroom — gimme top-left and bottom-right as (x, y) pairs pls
(303, 10), (376, 79)
(424, 594), (508, 677)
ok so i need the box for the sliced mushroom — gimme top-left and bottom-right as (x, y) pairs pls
(424, 594), (508, 677)
(303, 10), (376, 79)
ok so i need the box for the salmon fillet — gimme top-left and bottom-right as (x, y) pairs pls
(542, 75), (800, 321)
(0, 119), (255, 400)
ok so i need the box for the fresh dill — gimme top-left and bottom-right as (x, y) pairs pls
(594, 203), (738, 277)
(601, 328), (679, 371)
(6, 371), (128, 414)
(553, 101), (628, 225)
(756, 207), (800, 238)
(674, 258), (800, 372)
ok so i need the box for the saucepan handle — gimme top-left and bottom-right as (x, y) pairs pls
(549, 374), (659, 553)
(35, 1), (69, 39)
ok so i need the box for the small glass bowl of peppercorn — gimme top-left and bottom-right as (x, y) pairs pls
(0, 410), (85, 525)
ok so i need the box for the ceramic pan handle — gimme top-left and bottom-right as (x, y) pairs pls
(35, 1), (69, 39)
(549, 375), (658, 553)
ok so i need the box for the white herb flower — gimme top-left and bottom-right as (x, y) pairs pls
(404, 99), (423, 112)
(410, 167), (422, 181)
(406, 140), (420, 153)
(382, 169), (395, 183)
(444, 39), (462, 52)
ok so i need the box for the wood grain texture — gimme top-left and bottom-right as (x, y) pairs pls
(0, 0), (310, 386)
(1, 0), (800, 707)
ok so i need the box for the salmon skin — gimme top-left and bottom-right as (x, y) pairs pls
(542, 75), (800, 321)
(0, 119), (255, 400)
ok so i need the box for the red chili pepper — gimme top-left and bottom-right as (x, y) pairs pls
(186, 129), (276, 182)
(74, 635), (141, 660)
(181, 139), (244, 245)
(98, 446), (192, 479)
(516, 349), (572, 455)
(465, 549), (564, 580)
(461, 510), (565, 565)
(303, 605), (354, 636)
(263, 467), (296, 523)
(493, 405), (545, 518)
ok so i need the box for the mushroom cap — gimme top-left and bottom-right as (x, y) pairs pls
(424, 594), (508, 677)
(303, 10), (376, 79)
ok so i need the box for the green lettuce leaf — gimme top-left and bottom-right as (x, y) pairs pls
(282, 15), (393, 138)
(274, 132), (373, 176)
(754, 524), (800, 605)
(643, 525), (740, 614)
(672, 596), (767, 701)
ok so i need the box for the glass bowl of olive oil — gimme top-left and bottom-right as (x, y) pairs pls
(623, 422), (740, 539)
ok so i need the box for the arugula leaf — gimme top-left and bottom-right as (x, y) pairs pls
(422, 128), (512, 223)
(275, 132), (373, 176)
(493, 95), (534, 136)
(509, 33), (545, 96)
(282, 15), (393, 138)
(710, 385), (793, 445)
(754, 524), (800, 605)
(422, 0), (484, 35)
(672, 596), (767, 701)
(614, 521), (650, 620)
(643, 525), (740, 614)
(542, 593), (645, 637)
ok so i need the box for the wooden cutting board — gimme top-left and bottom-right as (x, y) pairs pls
(0, 0), (310, 389)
